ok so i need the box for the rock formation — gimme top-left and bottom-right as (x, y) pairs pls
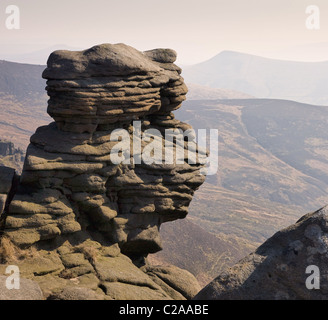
(0, 141), (15, 157)
(0, 43), (206, 300)
(194, 206), (328, 300)
(0, 141), (24, 173)
(0, 167), (15, 222)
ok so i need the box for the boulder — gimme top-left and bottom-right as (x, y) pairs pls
(143, 264), (202, 300)
(194, 206), (328, 300)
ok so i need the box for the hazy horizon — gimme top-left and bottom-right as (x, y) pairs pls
(1, 0), (328, 65)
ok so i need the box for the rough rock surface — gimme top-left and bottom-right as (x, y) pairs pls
(0, 43), (206, 300)
(0, 166), (17, 218)
(0, 276), (43, 300)
(194, 206), (328, 300)
(142, 265), (202, 300)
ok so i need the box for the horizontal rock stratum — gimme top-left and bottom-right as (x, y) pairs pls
(43, 44), (188, 134)
(0, 43), (206, 300)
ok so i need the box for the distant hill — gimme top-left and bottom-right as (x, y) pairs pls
(182, 51), (328, 105)
(0, 61), (49, 150)
(0, 60), (46, 100)
(186, 83), (253, 100)
(0, 45), (83, 65)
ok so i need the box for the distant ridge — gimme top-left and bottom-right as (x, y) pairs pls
(0, 60), (49, 149)
(0, 44), (83, 65)
(186, 83), (254, 100)
(0, 60), (46, 100)
(182, 51), (328, 105)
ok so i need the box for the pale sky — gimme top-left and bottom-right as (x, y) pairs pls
(1, 0), (328, 65)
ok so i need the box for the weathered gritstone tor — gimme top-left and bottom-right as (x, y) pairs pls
(0, 44), (206, 300)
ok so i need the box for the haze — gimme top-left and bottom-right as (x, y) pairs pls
(1, 0), (328, 64)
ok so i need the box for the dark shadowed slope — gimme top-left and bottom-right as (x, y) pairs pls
(174, 99), (328, 250)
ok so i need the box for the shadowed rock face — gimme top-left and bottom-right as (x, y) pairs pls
(194, 206), (328, 300)
(0, 167), (16, 219)
(3, 44), (206, 266)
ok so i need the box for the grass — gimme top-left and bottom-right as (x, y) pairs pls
(0, 236), (39, 263)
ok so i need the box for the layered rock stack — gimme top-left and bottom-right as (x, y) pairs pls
(0, 44), (206, 300)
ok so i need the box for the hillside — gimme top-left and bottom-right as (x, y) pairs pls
(176, 99), (328, 211)
(148, 216), (254, 286)
(182, 51), (328, 105)
(172, 99), (328, 253)
(0, 61), (50, 150)
(147, 98), (328, 284)
(0, 60), (46, 100)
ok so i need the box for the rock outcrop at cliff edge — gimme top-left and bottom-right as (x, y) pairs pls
(194, 206), (328, 300)
(0, 43), (206, 300)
